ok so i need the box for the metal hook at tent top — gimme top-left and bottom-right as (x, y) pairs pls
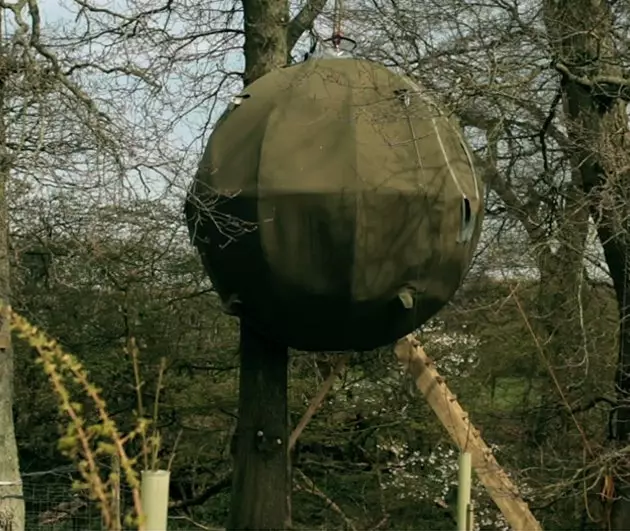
(327, 0), (356, 53)
(332, 0), (343, 47)
(302, 0), (356, 61)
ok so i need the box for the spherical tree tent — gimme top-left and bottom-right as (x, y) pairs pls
(185, 53), (494, 530)
(186, 57), (483, 351)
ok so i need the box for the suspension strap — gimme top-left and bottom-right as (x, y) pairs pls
(331, 0), (344, 48)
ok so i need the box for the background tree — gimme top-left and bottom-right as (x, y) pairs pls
(0, 10), (23, 528)
(0, 0), (189, 527)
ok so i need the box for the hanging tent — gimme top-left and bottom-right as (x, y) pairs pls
(185, 57), (483, 352)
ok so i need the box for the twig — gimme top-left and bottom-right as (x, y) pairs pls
(289, 354), (349, 450)
(149, 357), (167, 470)
(168, 514), (217, 530)
(168, 473), (232, 509)
(512, 293), (594, 457)
(571, 396), (617, 415)
(167, 429), (183, 472)
(294, 468), (358, 531)
(369, 515), (389, 530)
(128, 338), (149, 472)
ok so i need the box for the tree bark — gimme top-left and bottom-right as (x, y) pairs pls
(227, 323), (290, 531)
(0, 9), (25, 529)
(242, 0), (289, 86)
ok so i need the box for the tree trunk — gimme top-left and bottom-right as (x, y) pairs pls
(231, 1), (291, 526)
(0, 10), (25, 528)
(543, 1), (630, 528)
(242, 0), (289, 87)
(228, 0), (328, 527)
(228, 322), (290, 530)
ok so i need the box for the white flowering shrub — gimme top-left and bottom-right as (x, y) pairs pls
(306, 318), (534, 530)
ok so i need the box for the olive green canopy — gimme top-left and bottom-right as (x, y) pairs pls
(185, 58), (483, 352)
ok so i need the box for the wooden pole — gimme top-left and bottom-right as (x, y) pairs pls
(394, 334), (542, 531)
(227, 322), (290, 531)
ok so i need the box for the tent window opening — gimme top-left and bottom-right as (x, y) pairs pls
(457, 196), (475, 243)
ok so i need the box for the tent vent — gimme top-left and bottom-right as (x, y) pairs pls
(230, 93), (250, 107)
(457, 196), (475, 243)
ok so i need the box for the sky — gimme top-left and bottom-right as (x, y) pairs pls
(3, 0), (611, 282)
(5, 0), (245, 204)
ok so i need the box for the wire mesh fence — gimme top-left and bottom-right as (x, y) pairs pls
(22, 467), (222, 531)
(23, 466), (104, 531)
(24, 481), (103, 530)
(23, 465), (142, 530)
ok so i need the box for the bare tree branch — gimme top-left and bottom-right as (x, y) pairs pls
(287, 0), (328, 50)
(289, 354), (349, 450)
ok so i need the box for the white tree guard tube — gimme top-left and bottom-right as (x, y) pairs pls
(457, 452), (473, 531)
(141, 470), (170, 530)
